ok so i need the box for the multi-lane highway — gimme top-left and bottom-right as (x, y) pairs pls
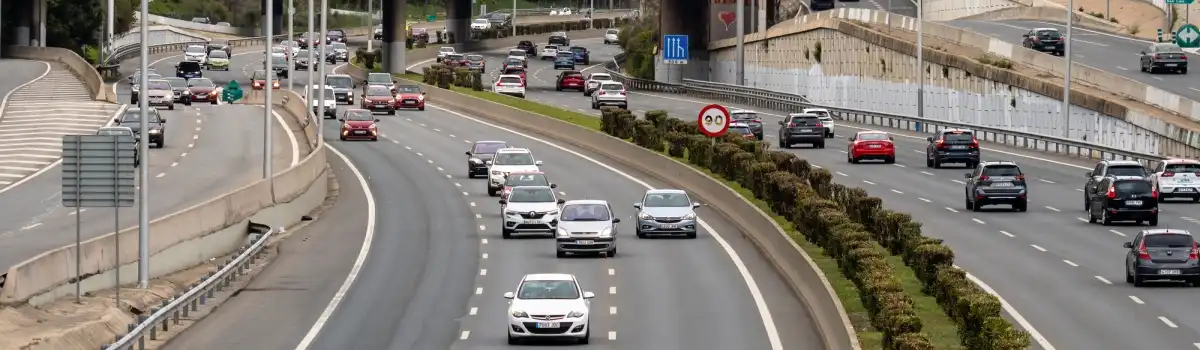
(162, 36), (824, 349)
(833, 0), (917, 18)
(0, 50), (299, 270)
(417, 38), (1200, 349)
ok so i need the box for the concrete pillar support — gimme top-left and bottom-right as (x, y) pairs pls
(38, 0), (47, 46)
(382, 0), (407, 73)
(13, 0), (32, 46)
(446, 0), (472, 49)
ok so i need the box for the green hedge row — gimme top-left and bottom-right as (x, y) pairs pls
(420, 64), (485, 91)
(599, 108), (1031, 350)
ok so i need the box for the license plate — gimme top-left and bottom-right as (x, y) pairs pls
(354, 130), (366, 134)
(404, 100), (416, 104)
(949, 145), (967, 149)
(992, 182), (1013, 187)
(800, 129), (813, 132)
(536, 322), (561, 328)
(1043, 45), (1056, 49)
(375, 104), (387, 108)
(523, 219), (541, 224)
(1166, 64), (1177, 67)
(1178, 187), (1195, 192)
(1160, 269), (1181, 275)
(1126, 200), (1143, 206)
(868, 144), (882, 148)
(576, 240), (594, 245)
(659, 224), (678, 229)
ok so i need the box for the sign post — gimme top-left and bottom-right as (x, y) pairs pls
(698, 104), (731, 144)
(1175, 23), (1200, 48)
(663, 34), (689, 65)
(61, 135), (136, 304)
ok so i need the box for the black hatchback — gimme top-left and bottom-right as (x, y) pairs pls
(964, 161), (1028, 211)
(778, 113), (825, 148)
(1021, 28), (1064, 55)
(1124, 229), (1199, 286)
(926, 129), (980, 168)
(466, 141), (509, 178)
(1087, 176), (1158, 225)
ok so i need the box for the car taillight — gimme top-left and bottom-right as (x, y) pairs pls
(1138, 241), (1151, 261)
(1155, 54), (1162, 59)
(1031, 37), (1040, 42)
(968, 139), (979, 148)
(598, 91), (605, 96)
(1181, 55), (1188, 60)
(1162, 171), (1175, 177)
(788, 123), (797, 127)
(978, 175), (989, 181)
(1106, 185), (1116, 199)
(814, 123), (823, 128)
(753, 119), (761, 123)
(496, 81), (503, 87)
(1190, 241), (1199, 260)
(1151, 188), (1159, 199)
(1015, 174), (1025, 181)
(936, 139), (947, 149)
(618, 90), (626, 95)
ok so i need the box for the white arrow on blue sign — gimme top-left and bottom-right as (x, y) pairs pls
(663, 34), (689, 65)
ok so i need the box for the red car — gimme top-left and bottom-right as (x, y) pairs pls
(339, 109), (378, 141)
(847, 130), (896, 163)
(555, 71), (585, 91)
(360, 85), (396, 115)
(502, 67), (527, 85)
(250, 70), (279, 90)
(393, 84), (426, 111)
(729, 123), (757, 140)
(499, 172), (556, 202)
(443, 53), (468, 67)
(186, 78), (219, 104)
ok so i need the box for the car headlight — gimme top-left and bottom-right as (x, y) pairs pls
(368, 124), (377, 129)
(567, 310), (585, 318)
(417, 95), (425, 101)
(182, 90), (191, 95)
(511, 310), (528, 318)
(491, 170), (503, 176)
(557, 228), (569, 237)
(149, 129), (162, 134)
(505, 210), (520, 216)
(469, 158), (482, 164)
(682, 213), (696, 220)
(597, 227), (612, 238)
(638, 212), (652, 220)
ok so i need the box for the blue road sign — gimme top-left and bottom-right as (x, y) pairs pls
(663, 34), (688, 65)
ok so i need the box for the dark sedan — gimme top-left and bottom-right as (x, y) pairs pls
(205, 39), (231, 56)
(569, 46), (590, 64)
(1141, 42), (1188, 74)
(1021, 28), (1064, 55)
(517, 40), (537, 56)
(112, 107), (166, 148)
(162, 77), (193, 105)
(466, 141), (510, 178)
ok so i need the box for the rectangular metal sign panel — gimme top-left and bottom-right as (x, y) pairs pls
(61, 135), (137, 208)
(663, 34), (689, 64)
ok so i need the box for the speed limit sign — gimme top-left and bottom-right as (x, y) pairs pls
(697, 104), (731, 137)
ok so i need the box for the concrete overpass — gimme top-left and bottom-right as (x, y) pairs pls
(2, 0), (50, 49)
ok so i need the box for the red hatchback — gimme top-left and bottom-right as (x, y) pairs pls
(393, 84), (426, 111)
(339, 109), (379, 141)
(556, 71), (585, 91)
(360, 85), (396, 115)
(847, 131), (895, 163)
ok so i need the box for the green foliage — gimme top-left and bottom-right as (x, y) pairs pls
(421, 64), (487, 91)
(616, 13), (658, 80)
(29, 0), (134, 56)
(148, 0), (235, 25)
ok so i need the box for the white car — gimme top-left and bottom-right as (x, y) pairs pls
(493, 74), (526, 99)
(144, 79), (176, 110)
(183, 45), (208, 64)
(549, 7), (573, 15)
(583, 73), (612, 96)
(1152, 158), (1200, 202)
(470, 18), (491, 30)
(803, 107), (835, 138)
(499, 186), (563, 237)
(305, 84), (337, 118)
(590, 81), (628, 109)
(603, 28), (620, 44)
(504, 273), (593, 344)
(436, 47), (455, 62)
(487, 148), (542, 195)
(539, 45), (559, 60)
(556, 200), (619, 257)
(507, 49), (528, 62)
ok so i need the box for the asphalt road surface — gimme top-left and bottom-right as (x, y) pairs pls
(0, 52), (298, 270)
(163, 42), (823, 350)
(825, 0), (917, 17)
(0, 59), (47, 111)
(420, 39), (1200, 350)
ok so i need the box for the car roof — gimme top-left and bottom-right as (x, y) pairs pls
(498, 74), (524, 79)
(787, 113), (819, 117)
(981, 160), (1018, 166)
(1110, 175), (1150, 181)
(730, 122), (749, 127)
(1163, 158), (1200, 164)
(97, 126), (133, 132)
(564, 199), (608, 206)
(645, 189), (687, 195)
(1103, 160), (1143, 166)
(508, 171), (544, 175)
(475, 140), (507, 144)
(1141, 229), (1192, 236)
(512, 185), (553, 191)
(941, 128), (973, 133)
(730, 109), (755, 114)
(856, 130), (888, 135)
(496, 147), (531, 153)
(326, 74), (351, 78)
(1033, 27), (1058, 31)
(523, 273), (575, 281)
(802, 108), (830, 112)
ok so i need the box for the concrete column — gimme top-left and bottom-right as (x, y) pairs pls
(13, 0), (32, 46)
(38, 0), (46, 46)
(382, 0), (406, 73)
(446, 0), (472, 49)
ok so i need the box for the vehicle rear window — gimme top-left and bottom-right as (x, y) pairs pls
(943, 132), (974, 142)
(1114, 180), (1153, 193)
(983, 165), (1022, 176)
(790, 116), (819, 125)
(730, 125), (752, 134)
(473, 143), (506, 154)
(1164, 163), (1200, 173)
(805, 110), (830, 118)
(148, 81), (170, 90)
(178, 61), (201, 71)
(732, 112), (758, 121)
(1144, 234), (1194, 248)
(600, 83), (623, 90)
(571, 47), (585, 52)
(500, 76), (522, 84)
(858, 133), (888, 141)
(1108, 165), (1147, 177)
(607, 29), (619, 35)
(565, 73), (583, 78)
(1035, 30), (1061, 38)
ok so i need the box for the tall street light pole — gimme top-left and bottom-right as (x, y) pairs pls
(367, 0), (374, 51)
(287, 0), (295, 91)
(1063, 0), (1075, 139)
(307, 0), (315, 118)
(736, 0), (744, 85)
(318, 0), (328, 137)
(137, 0), (151, 288)
(265, 0), (275, 181)
(916, 0), (925, 120)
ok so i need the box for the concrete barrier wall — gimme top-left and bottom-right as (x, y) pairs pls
(708, 8), (1200, 156)
(0, 90), (329, 306)
(923, 0), (1019, 21)
(109, 26), (210, 52)
(136, 12), (246, 36)
(3, 46), (110, 102)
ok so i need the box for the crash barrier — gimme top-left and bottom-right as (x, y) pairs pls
(4, 45), (111, 102)
(103, 27), (375, 67)
(346, 28), (612, 72)
(0, 89), (328, 306)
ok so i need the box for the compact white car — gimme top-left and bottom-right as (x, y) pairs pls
(603, 28), (620, 44)
(183, 45), (208, 64)
(583, 73), (612, 96)
(1152, 158), (1200, 202)
(549, 7), (573, 15)
(590, 81), (628, 109)
(487, 148), (542, 195)
(499, 186), (563, 237)
(556, 200), (619, 257)
(470, 18), (491, 30)
(539, 45), (560, 60)
(436, 47), (455, 62)
(504, 273), (593, 344)
(507, 49), (528, 62)
(493, 74), (526, 99)
(305, 84), (337, 118)
(803, 107), (835, 138)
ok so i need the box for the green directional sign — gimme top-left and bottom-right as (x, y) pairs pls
(1176, 23), (1200, 48)
(1166, 0), (1193, 4)
(222, 81), (244, 103)
(427, 15), (437, 22)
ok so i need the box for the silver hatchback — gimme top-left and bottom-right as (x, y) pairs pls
(556, 200), (621, 257)
(634, 189), (699, 238)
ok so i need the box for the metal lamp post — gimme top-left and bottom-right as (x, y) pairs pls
(288, 0), (295, 91)
(137, 0), (151, 289)
(265, 0), (275, 180)
(1063, 0), (1075, 139)
(367, 0), (374, 51)
(318, 0), (328, 136)
(916, 0), (924, 119)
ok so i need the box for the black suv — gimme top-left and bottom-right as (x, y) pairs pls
(466, 141), (509, 178)
(926, 128), (980, 168)
(327, 29), (346, 43)
(205, 39), (231, 56)
(777, 113), (825, 148)
(548, 31), (569, 46)
(1086, 176), (1158, 225)
(1084, 160), (1149, 204)
(517, 41), (537, 56)
(112, 107), (166, 148)
(1021, 28), (1064, 55)
(963, 161), (1028, 211)
(1123, 229), (1198, 286)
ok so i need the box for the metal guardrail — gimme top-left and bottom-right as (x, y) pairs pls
(101, 223), (276, 350)
(600, 54), (1170, 168)
(103, 34), (292, 67)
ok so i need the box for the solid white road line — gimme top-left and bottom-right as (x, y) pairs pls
(999, 231), (1015, 238)
(271, 110), (301, 167)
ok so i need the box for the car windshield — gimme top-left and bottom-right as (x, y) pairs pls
(600, 83), (623, 90)
(804, 110), (830, 117)
(332, 43), (347, 50)
(545, 45), (558, 51)
(412, 28), (427, 34)
(1034, 30), (1060, 38)
(310, 88), (335, 98)
(178, 61), (201, 71)
(561, 204), (611, 221)
(943, 132), (973, 142)
(366, 86), (391, 96)
(508, 187), (554, 203)
(499, 76), (523, 84)
(473, 142), (506, 154)
(552, 32), (566, 37)
(327, 30), (344, 36)
(186, 46), (205, 54)
(507, 59), (523, 65)
(982, 165), (1021, 176)
(509, 50), (524, 56)
(606, 29), (618, 35)
(494, 152), (534, 165)
(590, 74), (611, 80)
(732, 112), (757, 121)
(1109, 165), (1148, 177)
(188, 79), (214, 87)
(252, 71), (267, 80)
(297, 49), (311, 57)
(164, 78), (188, 88)
(517, 280), (578, 300)
(858, 133), (889, 141)
(557, 52), (573, 57)
(148, 81), (170, 90)
(396, 85), (421, 93)
(272, 47), (285, 53)
(1156, 44), (1184, 53)
(121, 110), (161, 123)
(368, 74), (391, 84)
(344, 110), (374, 121)
(1114, 180), (1153, 193)
(644, 193), (690, 207)
(326, 76), (352, 88)
(440, 48), (454, 53)
(97, 128), (133, 136)
(447, 54), (464, 60)
(504, 174), (549, 187)
(208, 51), (228, 59)
(1164, 163), (1200, 173)
(729, 125), (752, 134)
(474, 19), (488, 24)
(1144, 234), (1194, 248)
(467, 55), (484, 62)
(271, 57), (287, 66)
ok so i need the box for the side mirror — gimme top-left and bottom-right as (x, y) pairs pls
(633, 203), (641, 209)
(374, 119), (380, 122)
(422, 92), (427, 95)
(1140, 51), (1146, 55)
(338, 118), (345, 121)
(1021, 34), (1029, 37)
(1085, 171), (1093, 177)
(889, 136), (895, 141)
(557, 199), (566, 205)
(550, 183), (558, 188)
(498, 199), (507, 205)
(535, 160), (544, 166)
(846, 136), (854, 141)
(692, 202), (701, 208)
(963, 173), (972, 179)
(465, 151), (472, 156)
(926, 136), (934, 143)
(503, 292), (515, 299)
(778, 121), (784, 125)
(612, 218), (621, 223)
(159, 118), (166, 123)
(582, 291), (595, 299)
(112, 118), (120, 124)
